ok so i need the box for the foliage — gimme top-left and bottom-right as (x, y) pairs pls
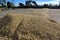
(7, 2), (15, 8)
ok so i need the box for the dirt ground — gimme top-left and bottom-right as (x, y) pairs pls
(0, 8), (60, 23)
(0, 9), (60, 40)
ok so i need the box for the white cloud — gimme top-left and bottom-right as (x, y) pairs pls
(36, 0), (59, 5)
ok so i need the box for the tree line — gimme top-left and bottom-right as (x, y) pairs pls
(1, 1), (60, 9)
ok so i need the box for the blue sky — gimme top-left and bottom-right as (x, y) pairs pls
(7, 0), (59, 6)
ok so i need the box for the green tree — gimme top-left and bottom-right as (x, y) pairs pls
(19, 3), (24, 7)
(7, 2), (11, 8)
